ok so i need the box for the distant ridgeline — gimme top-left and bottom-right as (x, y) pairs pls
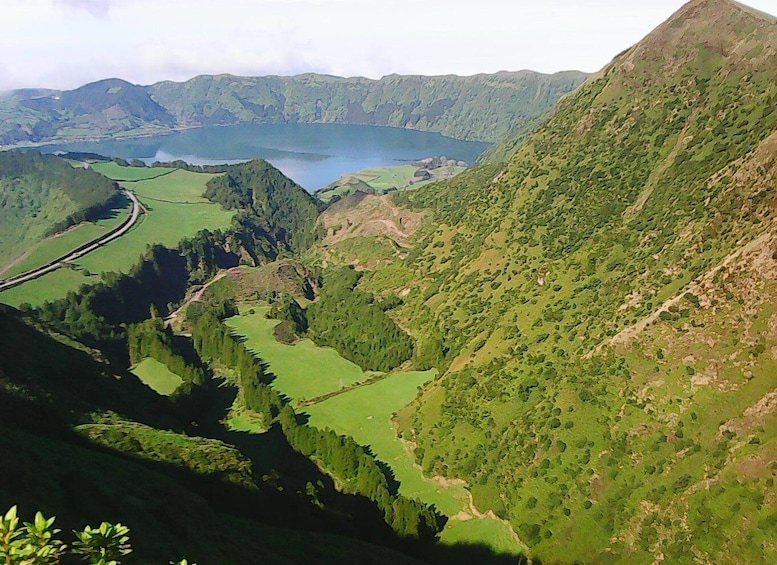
(0, 150), (119, 267)
(0, 70), (588, 146)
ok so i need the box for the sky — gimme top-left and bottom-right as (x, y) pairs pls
(1, 0), (776, 92)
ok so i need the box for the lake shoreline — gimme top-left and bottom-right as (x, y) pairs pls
(29, 123), (490, 190)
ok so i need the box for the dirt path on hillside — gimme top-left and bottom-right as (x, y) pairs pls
(319, 193), (424, 249)
(165, 270), (231, 328)
(589, 228), (774, 356)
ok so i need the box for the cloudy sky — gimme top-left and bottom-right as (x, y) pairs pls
(1, 0), (775, 91)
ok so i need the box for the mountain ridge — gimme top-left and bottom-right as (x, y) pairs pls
(337, 0), (777, 561)
(0, 69), (589, 146)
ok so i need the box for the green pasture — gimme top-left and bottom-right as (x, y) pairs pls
(304, 371), (522, 553)
(131, 357), (183, 396)
(316, 165), (421, 202)
(1, 167), (234, 305)
(228, 305), (522, 554)
(0, 267), (96, 307)
(128, 168), (219, 203)
(1, 206), (129, 279)
(91, 162), (175, 181)
(359, 165), (419, 190)
(225, 307), (371, 401)
(317, 164), (467, 201)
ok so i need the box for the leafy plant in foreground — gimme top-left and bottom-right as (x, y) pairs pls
(0, 506), (132, 565)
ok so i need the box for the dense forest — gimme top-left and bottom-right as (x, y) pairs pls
(204, 159), (323, 253)
(305, 267), (415, 372)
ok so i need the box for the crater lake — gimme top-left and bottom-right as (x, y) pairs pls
(41, 123), (490, 190)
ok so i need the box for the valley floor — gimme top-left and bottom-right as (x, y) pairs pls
(227, 305), (525, 555)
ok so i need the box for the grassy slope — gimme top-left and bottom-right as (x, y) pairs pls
(77, 169), (235, 276)
(0, 268), (97, 307)
(226, 307), (372, 402)
(131, 357), (183, 396)
(0, 166), (234, 306)
(0, 152), (116, 268)
(1, 206), (129, 278)
(91, 162), (175, 181)
(373, 2), (777, 562)
(0, 186), (78, 266)
(226, 305), (523, 555)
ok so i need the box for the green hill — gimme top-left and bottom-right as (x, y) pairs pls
(204, 158), (323, 253)
(0, 70), (588, 146)
(0, 150), (118, 270)
(336, 0), (777, 562)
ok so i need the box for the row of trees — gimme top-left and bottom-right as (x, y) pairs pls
(186, 303), (443, 541)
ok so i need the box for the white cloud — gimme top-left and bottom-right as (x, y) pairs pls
(54, 0), (115, 17)
(0, 0), (775, 91)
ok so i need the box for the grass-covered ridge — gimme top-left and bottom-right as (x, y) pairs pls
(345, 0), (777, 562)
(0, 150), (118, 270)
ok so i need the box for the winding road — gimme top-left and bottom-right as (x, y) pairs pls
(0, 190), (142, 292)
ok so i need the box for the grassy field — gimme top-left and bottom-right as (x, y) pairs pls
(1, 205), (130, 279)
(130, 357), (183, 396)
(1, 166), (235, 306)
(75, 169), (234, 275)
(359, 165), (419, 190)
(226, 307), (372, 401)
(302, 372), (522, 555)
(227, 305), (523, 555)
(316, 165), (421, 202)
(91, 162), (175, 181)
(317, 164), (466, 202)
(0, 267), (96, 307)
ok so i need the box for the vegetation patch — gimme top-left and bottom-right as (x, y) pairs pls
(0, 150), (118, 268)
(226, 307), (370, 402)
(130, 358), (184, 396)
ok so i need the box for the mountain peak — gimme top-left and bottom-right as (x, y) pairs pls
(598, 0), (777, 83)
(667, 0), (775, 25)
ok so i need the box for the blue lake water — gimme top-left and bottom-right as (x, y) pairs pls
(41, 123), (490, 190)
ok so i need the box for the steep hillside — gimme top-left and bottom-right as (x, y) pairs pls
(354, 0), (777, 562)
(0, 303), (433, 564)
(204, 158), (323, 253)
(0, 150), (119, 270)
(0, 70), (588, 146)
(0, 79), (176, 145)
